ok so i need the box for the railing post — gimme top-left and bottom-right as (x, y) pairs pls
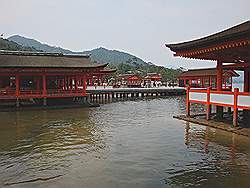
(206, 87), (211, 120)
(186, 86), (190, 117)
(233, 88), (239, 127)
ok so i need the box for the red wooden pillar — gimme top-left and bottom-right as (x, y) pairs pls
(209, 77), (212, 88)
(82, 76), (87, 96)
(75, 76), (78, 93)
(186, 86), (190, 117)
(233, 88), (239, 127)
(216, 61), (223, 118)
(244, 69), (250, 92)
(42, 74), (47, 106)
(206, 87), (211, 120)
(243, 69), (250, 122)
(217, 61), (223, 91)
(202, 78), (205, 88)
(36, 77), (40, 91)
(15, 74), (20, 107)
(15, 74), (20, 97)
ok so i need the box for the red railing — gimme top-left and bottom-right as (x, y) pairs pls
(0, 89), (85, 99)
(186, 87), (250, 127)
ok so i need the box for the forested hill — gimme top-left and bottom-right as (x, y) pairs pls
(0, 37), (37, 51)
(4, 35), (183, 81)
(8, 35), (150, 66)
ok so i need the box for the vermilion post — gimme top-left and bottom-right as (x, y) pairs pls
(15, 74), (20, 97)
(42, 74), (46, 96)
(82, 76), (87, 96)
(186, 86), (190, 117)
(233, 88), (239, 127)
(75, 77), (78, 93)
(206, 87), (211, 120)
(42, 74), (47, 106)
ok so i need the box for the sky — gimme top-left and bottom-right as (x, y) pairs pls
(0, 0), (249, 69)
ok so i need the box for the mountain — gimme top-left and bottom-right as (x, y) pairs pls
(8, 35), (151, 66)
(8, 35), (74, 54)
(83, 47), (150, 66)
(0, 37), (38, 52)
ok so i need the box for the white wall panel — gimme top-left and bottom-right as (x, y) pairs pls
(238, 95), (250, 107)
(210, 93), (234, 105)
(189, 92), (207, 102)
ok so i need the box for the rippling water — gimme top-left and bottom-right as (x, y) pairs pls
(0, 96), (250, 188)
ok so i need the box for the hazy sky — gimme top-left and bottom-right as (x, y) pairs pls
(1, 0), (249, 68)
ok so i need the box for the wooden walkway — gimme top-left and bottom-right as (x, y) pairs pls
(86, 87), (186, 102)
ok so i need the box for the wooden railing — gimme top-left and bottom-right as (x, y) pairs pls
(186, 87), (250, 127)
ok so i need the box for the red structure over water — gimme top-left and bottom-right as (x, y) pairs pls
(0, 51), (115, 107)
(166, 20), (250, 127)
(178, 68), (239, 90)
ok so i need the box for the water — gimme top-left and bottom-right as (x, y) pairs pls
(0, 96), (250, 188)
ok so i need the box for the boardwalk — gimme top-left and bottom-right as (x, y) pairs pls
(86, 86), (186, 102)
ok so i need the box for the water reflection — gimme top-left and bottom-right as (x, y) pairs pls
(0, 109), (106, 186)
(0, 97), (250, 188)
(166, 122), (250, 187)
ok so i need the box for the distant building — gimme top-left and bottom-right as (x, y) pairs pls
(117, 74), (142, 88)
(178, 68), (239, 90)
(144, 73), (162, 81)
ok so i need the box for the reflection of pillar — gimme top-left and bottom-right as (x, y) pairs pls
(216, 61), (223, 119)
(184, 122), (190, 146)
(230, 133), (236, 165)
(204, 127), (209, 154)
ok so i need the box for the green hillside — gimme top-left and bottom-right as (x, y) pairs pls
(8, 35), (150, 66)
(0, 37), (38, 51)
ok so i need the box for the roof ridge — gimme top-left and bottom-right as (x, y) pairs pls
(0, 50), (90, 58)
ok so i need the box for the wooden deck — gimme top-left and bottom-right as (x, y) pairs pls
(174, 114), (250, 137)
(86, 87), (186, 101)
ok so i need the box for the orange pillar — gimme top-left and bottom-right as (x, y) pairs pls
(82, 76), (87, 96)
(36, 77), (40, 91)
(15, 74), (20, 97)
(15, 74), (20, 107)
(75, 76), (78, 93)
(42, 74), (47, 106)
(233, 88), (239, 127)
(186, 86), (190, 117)
(206, 87), (211, 120)
(217, 61), (223, 91)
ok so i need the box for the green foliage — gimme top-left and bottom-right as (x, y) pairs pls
(0, 38), (38, 52)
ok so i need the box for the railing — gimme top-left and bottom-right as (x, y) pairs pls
(0, 89), (85, 99)
(187, 87), (250, 109)
(186, 87), (250, 127)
